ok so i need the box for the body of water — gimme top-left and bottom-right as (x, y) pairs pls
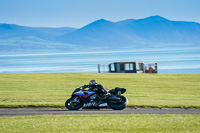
(0, 47), (200, 73)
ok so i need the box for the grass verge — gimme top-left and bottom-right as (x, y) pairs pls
(0, 114), (200, 133)
(0, 73), (200, 108)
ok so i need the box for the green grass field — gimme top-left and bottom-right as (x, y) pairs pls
(0, 73), (200, 108)
(0, 114), (200, 133)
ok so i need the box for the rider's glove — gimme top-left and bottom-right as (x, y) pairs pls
(82, 85), (88, 88)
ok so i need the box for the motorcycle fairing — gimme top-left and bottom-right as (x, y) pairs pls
(73, 90), (95, 98)
(83, 101), (108, 109)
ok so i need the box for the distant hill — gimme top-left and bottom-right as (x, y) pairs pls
(117, 16), (200, 44)
(0, 24), (77, 52)
(58, 19), (141, 47)
(0, 23), (76, 40)
(59, 15), (200, 48)
(1, 15), (200, 53)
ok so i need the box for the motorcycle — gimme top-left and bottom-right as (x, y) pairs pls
(65, 86), (128, 110)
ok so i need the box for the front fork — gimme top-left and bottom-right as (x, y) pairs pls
(71, 96), (80, 105)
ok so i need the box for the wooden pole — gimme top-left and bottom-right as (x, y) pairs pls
(98, 64), (101, 73)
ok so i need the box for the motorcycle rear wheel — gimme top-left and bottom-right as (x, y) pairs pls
(108, 96), (128, 110)
(65, 96), (83, 110)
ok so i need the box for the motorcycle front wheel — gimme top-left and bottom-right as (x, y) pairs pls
(108, 96), (128, 110)
(65, 96), (83, 110)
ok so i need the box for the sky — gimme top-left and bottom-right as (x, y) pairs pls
(0, 0), (200, 28)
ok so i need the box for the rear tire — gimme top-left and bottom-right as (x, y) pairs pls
(65, 96), (83, 110)
(108, 96), (128, 110)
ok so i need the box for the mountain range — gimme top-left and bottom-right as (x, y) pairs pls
(1, 15), (200, 53)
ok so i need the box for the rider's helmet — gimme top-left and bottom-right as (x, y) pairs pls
(89, 79), (98, 85)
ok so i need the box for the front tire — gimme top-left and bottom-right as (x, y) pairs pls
(108, 96), (128, 110)
(65, 96), (83, 110)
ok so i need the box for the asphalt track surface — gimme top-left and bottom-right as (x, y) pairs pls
(0, 108), (200, 117)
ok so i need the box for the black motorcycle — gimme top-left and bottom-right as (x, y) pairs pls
(65, 86), (128, 110)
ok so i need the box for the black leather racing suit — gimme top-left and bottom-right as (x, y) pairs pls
(82, 84), (109, 97)
(81, 84), (120, 101)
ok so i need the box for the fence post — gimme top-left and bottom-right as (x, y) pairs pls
(98, 64), (101, 73)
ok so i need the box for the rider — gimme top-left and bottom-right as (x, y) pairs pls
(81, 79), (119, 100)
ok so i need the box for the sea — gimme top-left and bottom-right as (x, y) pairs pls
(0, 47), (200, 73)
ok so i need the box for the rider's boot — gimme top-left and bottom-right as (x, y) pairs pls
(102, 93), (120, 101)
